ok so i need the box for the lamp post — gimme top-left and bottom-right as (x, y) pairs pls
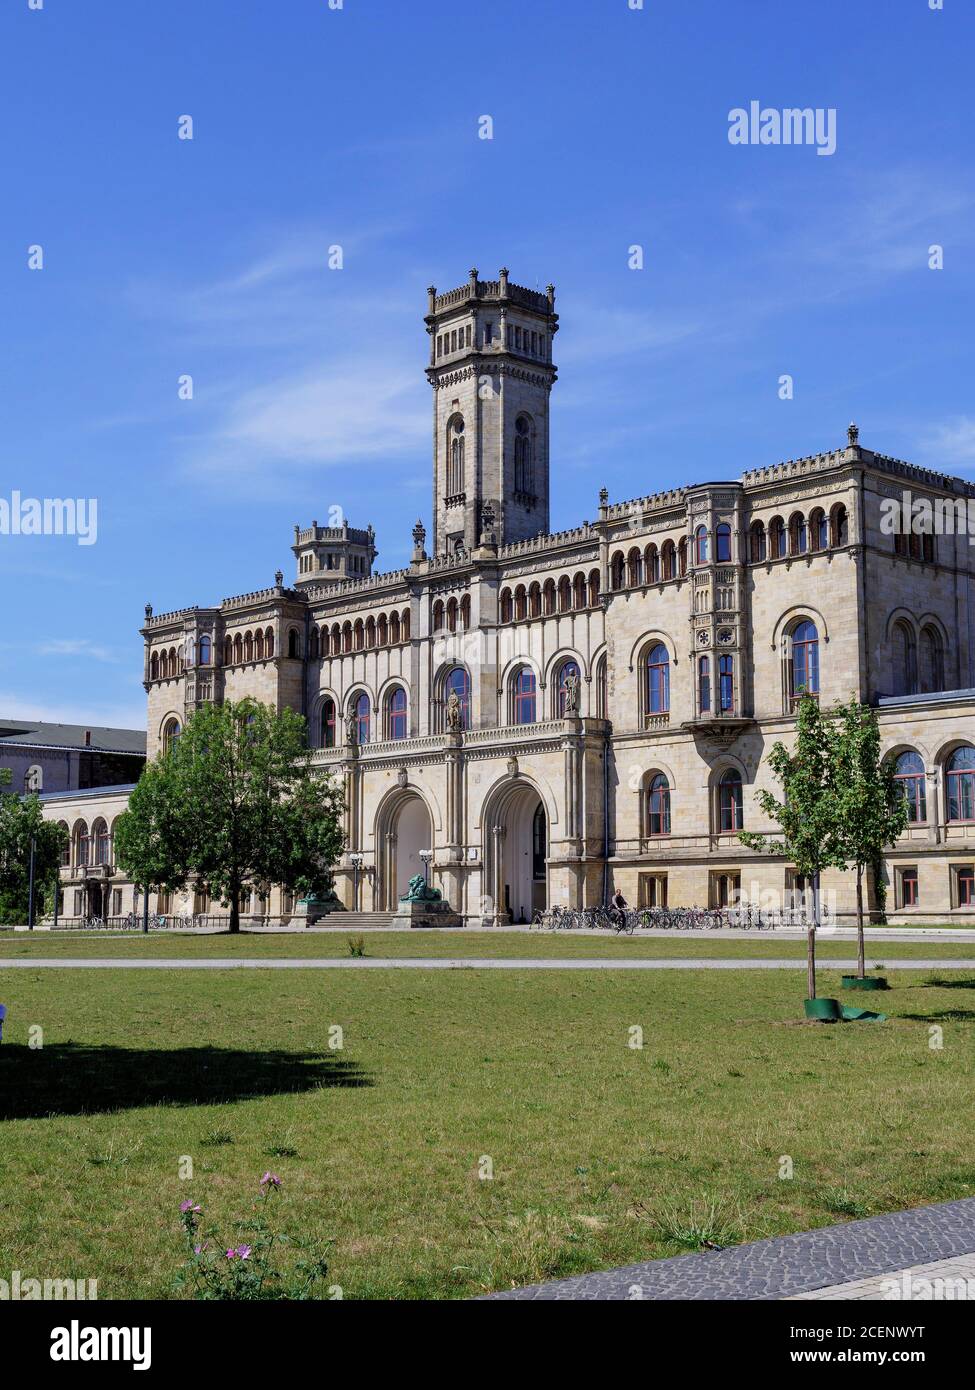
(419, 849), (434, 890)
(27, 834), (37, 931)
(349, 853), (364, 912)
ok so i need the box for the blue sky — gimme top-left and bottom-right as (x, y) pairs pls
(1, 0), (972, 727)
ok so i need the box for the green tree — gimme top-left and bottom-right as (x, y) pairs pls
(738, 695), (847, 999)
(832, 698), (908, 978)
(0, 767), (69, 925)
(114, 700), (344, 933)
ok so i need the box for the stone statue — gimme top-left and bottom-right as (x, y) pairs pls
(400, 874), (442, 903)
(445, 689), (462, 731)
(345, 709), (358, 745)
(563, 671), (579, 714)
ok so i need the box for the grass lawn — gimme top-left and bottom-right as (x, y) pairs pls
(1, 964), (973, 1299)
(3, 929), (975, 960)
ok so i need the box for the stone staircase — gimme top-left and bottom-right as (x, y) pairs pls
(310, 911), (403, 929)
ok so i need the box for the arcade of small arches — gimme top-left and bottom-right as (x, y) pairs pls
(500, 571), (600, 620)
(308, 608), (411, 659)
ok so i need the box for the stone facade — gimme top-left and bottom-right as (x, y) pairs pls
(41, 271), (975, 925)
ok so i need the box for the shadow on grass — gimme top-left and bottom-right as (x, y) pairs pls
(898, 1009), (975, 1023)
(0, 1043), (372, 1119)
(921, 977), (975, 990)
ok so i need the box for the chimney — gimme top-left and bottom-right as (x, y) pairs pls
(84, 730), (91, 747)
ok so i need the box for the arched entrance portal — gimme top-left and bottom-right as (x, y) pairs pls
(486, 782), (547, 924)
(378, 793), (434, 907)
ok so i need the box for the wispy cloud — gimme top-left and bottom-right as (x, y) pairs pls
(34, 638), (121, 664)
(0, 691), (145, 730)
(919, 416), (975, 470)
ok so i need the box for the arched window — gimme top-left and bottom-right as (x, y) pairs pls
(447, 416), (465, 496)
(513, 667), (537, 725)
(946, 746), (975, 823)
(58, 822), (70, 867)
(433, 599), (445, 632)
(234, 634), (243, 665)
(514, 416), (533, 495)
(353, 692), (370, 745)
(499, 590), (512, 624)
(342, 622), (353, 653)
(255, 629), (265, 661)
(321, 698), (336, 748)
(678, 537), (688, 576)
(445, 667), (470, 730)
(661, 541), (675, 580)
(198, 635), (211, 665)
(789, 620), (819, 707)
(769, 517), (786, 559)
(163, 718), (181, 755)
(460, 594), (471, 629)
(809, 509), (828, 551)
(288, 628), (300, 659)
(749, 521), (766, 562)
(645, 545), (660, 582)
(377, 613), (388, 646)
(390, 612), (401, 645)
(646, 643), (670, 715)
(893, 621), (918, 696)
(719, 654), (734, 713)
(831, 504), (849, 546)
(309, 628), (320, 660)
(788, 512), (807, 556)
(543, 579), (556, 615)
(244, 631), (254, 663)
(920, 626), (944, 693)
(610, 553), (625, 591)
(556, 660), (580, 717)
(893, 751), (926, 823)
(715, 523), (731, 562)
(595, 654), (608, 719)
(528, 584), (541, 618)
(514, 587), (526, 622)
(76, 822), (90, 868)
(647, 774), (671, 837)
(718, 769), (743, 832)
(588, 569), (600, 607)
(695, 526), (709, 565)
(93, 819), (111, 866)
(365, 616), (376, 648)
(224, 637), (233, 665)
(698, 655), (711, 713)
(627, 548), (642, 587)
(386, 686), (408, 740)
(558, 575), (571, 612)
(354, 620), (364, 652)
(24, 764), (42, 793)
(264, 627), (274, 659)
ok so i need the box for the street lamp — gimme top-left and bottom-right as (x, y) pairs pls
(349, 853), (364, 912)
(27, 834), (36, 931)
(418, 849), (434, 889)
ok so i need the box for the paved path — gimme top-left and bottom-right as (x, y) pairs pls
(13, 925), (975, 942)
(482, 1198), (975, 1300)
(789, 1252), (975, 1300)
(3, 957), (974, 970)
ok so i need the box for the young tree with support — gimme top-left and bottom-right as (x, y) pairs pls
(831, 698), (908, 980)
(738, 695), (847, 1001)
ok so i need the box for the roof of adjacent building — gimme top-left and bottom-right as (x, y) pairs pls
(39, 783), (139, 802)
(0, 719), (147, 755)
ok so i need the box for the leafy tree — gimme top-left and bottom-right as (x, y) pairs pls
(0, 768), (69, 925)
(831, 698), (908, 978)
(738, 695), (847, 999)
(115, 700), (344, 933)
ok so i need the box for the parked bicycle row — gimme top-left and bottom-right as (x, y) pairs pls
(531, 904), (815, 933)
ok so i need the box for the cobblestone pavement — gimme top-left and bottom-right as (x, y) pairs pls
(3, 957), (975, 970)
(789, 1252), (975, 1300)
(483, 1199), (975, 1300)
